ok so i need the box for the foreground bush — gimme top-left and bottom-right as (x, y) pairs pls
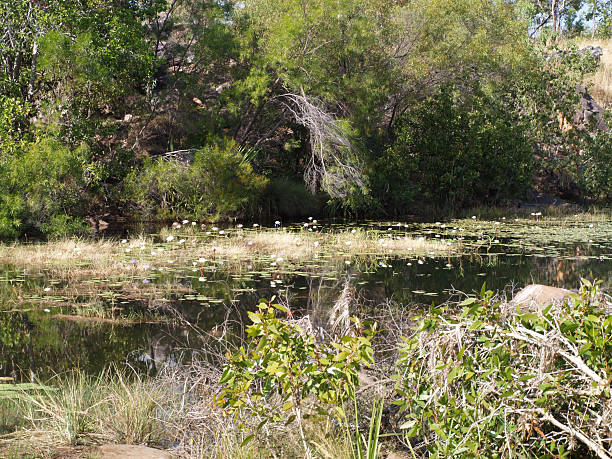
(395, 280), (612, 458)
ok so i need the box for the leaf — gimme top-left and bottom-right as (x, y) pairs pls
(283, 400), (293, 411)
(219, 367), (234, 385)
(273, 303), (290, 313)
(241, 434), (255, 447)
(247, 311), (261, 324)
(460, 297), (477, 306)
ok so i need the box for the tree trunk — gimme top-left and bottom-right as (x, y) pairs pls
(27, 41), (38, 102)
(592, 0), (598, 38)
(552, 0), (559, 35)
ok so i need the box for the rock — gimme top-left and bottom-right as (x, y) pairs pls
(511, 284), (573, 312)
(574, 85), (608, 131)
(93, 444), (174, 459)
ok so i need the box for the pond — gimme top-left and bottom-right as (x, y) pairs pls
(1, 215), (611, 380)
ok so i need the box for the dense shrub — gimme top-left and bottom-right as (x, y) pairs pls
(124, 139), (268, 221)
(395, 280), (612, 457)
(574, 131), (612, 202)
(0, 138), (92, 239)
(254, 177), (323, 219)
(375, 90), (534, 212)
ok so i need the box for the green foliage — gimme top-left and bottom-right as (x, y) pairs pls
(0, 138), (92, 239)
(574, 131), (612, 201)
(40, 215), (90, 239)
(379, 89), (533, 210)
(216, 299), (375, 431)
(255, 178), (322, 219)
(394, 280), (612, 457)
(124, 139), (268, 220)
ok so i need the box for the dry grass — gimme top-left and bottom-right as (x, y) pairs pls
(0, 229), (452, 307)
(205, 228), (451, 260)
(574, 38), (612, 108)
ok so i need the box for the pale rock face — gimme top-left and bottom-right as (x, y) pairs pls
(511, 284), (573, 312)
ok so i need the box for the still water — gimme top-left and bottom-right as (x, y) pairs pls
(2, 218), (611, 379)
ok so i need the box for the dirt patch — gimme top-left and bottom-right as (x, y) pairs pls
(52, 444), (174, 459)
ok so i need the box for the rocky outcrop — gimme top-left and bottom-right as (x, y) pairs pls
(574, 84), (608, 131)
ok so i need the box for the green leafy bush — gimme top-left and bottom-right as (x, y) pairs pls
(395, 280), (612, 458)
(573, 131), (612, 202)
(0, 138), (92, 239)
(377, 89), (533, 211)
(124, 139), (268, 220)
(216, 299), (375, 436)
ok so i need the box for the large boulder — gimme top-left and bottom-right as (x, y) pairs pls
(511, 284), (573, 312)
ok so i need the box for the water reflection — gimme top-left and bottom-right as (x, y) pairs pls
(2, 235), (611, 380)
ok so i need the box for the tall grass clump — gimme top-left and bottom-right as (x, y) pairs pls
(5, 368), (170, 451)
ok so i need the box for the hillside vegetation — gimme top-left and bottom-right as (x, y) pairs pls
(1, 0), (612, 239)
